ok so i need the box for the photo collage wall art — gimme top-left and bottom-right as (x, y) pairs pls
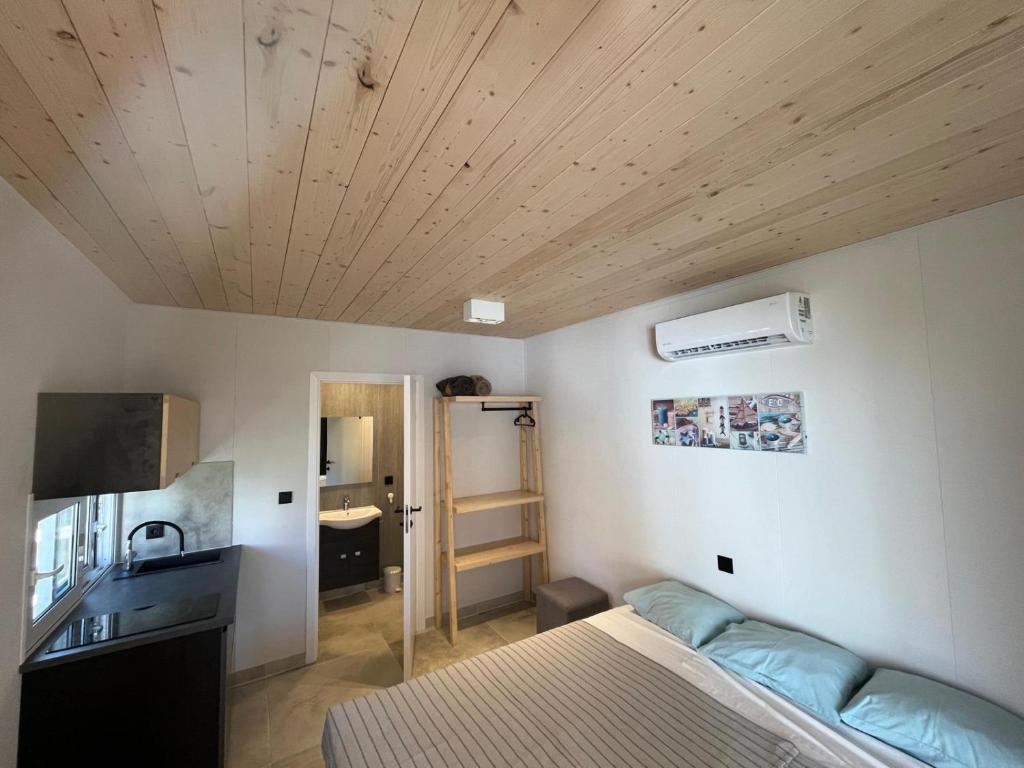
(651, 392), (806, 453)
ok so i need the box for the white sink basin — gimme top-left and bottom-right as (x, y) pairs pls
(319, 505), (383, 530)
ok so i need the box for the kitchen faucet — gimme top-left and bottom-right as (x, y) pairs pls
(124, 520), (185, 570)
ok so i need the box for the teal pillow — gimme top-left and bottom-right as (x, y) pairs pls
(841, 669), (1024, 768)
(623, 580), (744, 648)
(700, 620), (868, 724)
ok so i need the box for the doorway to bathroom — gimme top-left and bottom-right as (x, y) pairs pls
(306, 373), (425, 682)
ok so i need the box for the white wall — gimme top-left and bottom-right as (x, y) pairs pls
(526, 196), (1024, 717)
(122, 307), (527, 672)
(0, 179), (130, 765)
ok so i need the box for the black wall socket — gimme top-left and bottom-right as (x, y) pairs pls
(717, 555), (734, 574)
(384, 475), (394, 486)
(278, 491), (293, 504)
(145, 523), (164, 540)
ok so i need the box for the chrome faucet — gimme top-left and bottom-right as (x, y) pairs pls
(124, 520), (185, 570)
(343, 495), (351, 511)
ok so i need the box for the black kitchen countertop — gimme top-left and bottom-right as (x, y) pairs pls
(21, 544), (241, 673)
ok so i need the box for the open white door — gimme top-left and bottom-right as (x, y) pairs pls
(402, 375), (423, 680)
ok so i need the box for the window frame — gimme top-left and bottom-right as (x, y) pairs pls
(23, 493), (121, 656)
(82, 493), (121, 585)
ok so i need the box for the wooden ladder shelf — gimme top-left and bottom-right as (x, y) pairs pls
(433, 395), (549, 645)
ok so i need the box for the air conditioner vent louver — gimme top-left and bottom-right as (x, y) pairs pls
(655, 293), (813, 362)
(668, 334), (786, 359)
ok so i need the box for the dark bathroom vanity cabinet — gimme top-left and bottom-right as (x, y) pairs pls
(320, 519), (380, 590)
(18, 546), (241, 768)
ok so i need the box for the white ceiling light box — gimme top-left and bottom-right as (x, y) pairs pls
(463, 299), (505, 325)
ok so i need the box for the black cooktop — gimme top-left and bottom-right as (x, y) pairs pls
(46, 593), (220, 654)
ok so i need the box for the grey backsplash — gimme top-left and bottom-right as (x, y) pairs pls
(122, 461), (233, 558)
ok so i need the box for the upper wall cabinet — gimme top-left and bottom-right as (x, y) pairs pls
(32, 393), (200, 500)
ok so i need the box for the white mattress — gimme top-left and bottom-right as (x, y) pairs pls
(584, 607), (927, 768)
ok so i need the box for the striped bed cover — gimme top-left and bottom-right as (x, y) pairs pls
(322, 621), (826, 768)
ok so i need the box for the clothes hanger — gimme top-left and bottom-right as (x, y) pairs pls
(513, 410), (536, 428)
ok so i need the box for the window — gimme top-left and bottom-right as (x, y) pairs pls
(25, 493), (120, 653)
(30, 500), (78, 623)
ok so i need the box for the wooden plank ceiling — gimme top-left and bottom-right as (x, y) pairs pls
(1, 0), (1022, 337)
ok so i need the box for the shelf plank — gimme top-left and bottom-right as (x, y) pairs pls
(447, 536), (545, 572)
(445, 395), (542, 403)
(445, 489), (544, 515)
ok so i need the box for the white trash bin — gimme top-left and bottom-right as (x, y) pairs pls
(383, 565), (402, 593)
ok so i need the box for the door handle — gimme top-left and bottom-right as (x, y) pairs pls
(395, 505), (419, 530)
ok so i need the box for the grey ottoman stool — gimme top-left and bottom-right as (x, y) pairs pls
(535, 577), (609, 632)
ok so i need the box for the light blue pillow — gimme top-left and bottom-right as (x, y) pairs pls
(700, 620), (868, 724)
(841, 669), (1024, 768)
(623, 580), (744, 648)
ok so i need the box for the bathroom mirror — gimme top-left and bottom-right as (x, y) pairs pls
(320, 416), (374, 486)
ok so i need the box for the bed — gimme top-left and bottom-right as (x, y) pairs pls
(322, 607), (927, 767)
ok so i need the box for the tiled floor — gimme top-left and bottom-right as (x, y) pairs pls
(226, 589), (536, 768)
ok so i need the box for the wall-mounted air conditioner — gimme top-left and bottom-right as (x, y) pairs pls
(655, 292), (813, 361)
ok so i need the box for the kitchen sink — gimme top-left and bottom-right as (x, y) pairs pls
(114, 549), (223, 579)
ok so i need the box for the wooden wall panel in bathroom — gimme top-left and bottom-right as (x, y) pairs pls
(320, 383), (404, 571)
